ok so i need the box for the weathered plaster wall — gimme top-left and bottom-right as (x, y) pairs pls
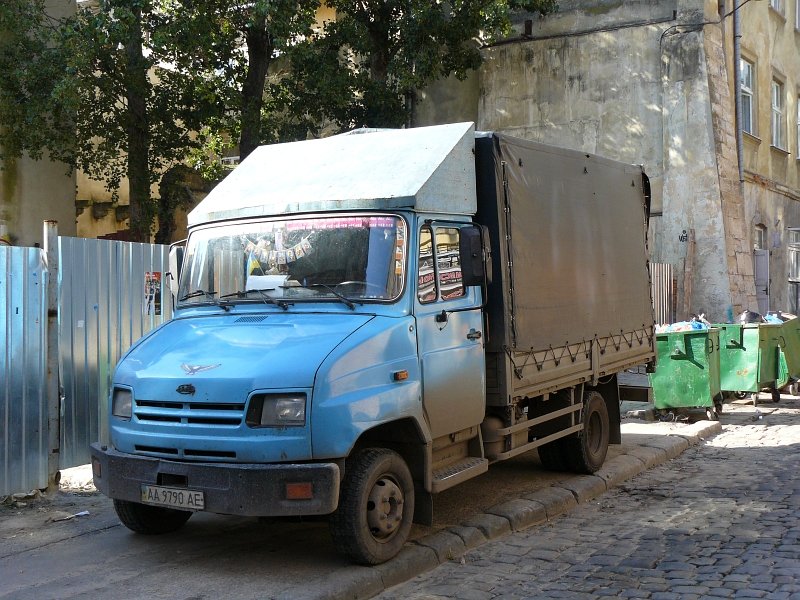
(725, 0), (800, 314)
(743, 178), (800, 311)
(416, 0), (760, 321)
(703, 16), (756, 316)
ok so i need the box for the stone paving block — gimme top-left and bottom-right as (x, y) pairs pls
(521, 485), (578, 519)
(414, 530), (466, 563)
(556, 475), (607, 503)
(447, 524), (487, 550)
(595, 454), (646, 487)
(641, 435), (690, 459)
(676, 421), (723, 444)
(461, 512), (512, 541)
(371, 544), (439, 591)
(485, 497), (546, 531)
(624, 444), (667, 468)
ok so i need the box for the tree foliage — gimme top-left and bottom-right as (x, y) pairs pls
(1, 0), (556, 240)
(0, 0), (76, 165)
(157, 0), (318, 175)
(284, 0), (557, 132)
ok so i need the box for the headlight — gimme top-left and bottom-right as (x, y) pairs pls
(112, 387), (133, 419)
(246, 393), (306, 427)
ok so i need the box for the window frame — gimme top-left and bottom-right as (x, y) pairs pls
(740, 58), (755, 136)
(416, 224), (466, 304)
(797, 95), (800, 158)
(755, 224), (767, 251)
(772, 79), (786, 150)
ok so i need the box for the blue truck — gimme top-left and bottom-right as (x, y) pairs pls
(91, 122), (655, 564)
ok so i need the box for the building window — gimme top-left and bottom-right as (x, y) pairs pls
(417, 226), (464, 303)
(789, 229), (800, 313)
(740, 59), (755, 135)
(770, 0), (784, 14)
(797, 0), (800, 28)
(755, 224), (767, 251)
(797, 97), (800, 157)
(772, 79), (785, 149)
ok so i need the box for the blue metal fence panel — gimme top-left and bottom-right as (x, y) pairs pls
(0, 247), (48, 496)
(58, 238), (172, 469)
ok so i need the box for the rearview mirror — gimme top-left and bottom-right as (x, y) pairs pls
(459, 226), (491, 287)
(168, 242), (185, 299)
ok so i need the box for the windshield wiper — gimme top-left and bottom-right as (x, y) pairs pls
(303, 283), (360, 310)
(178, 289), (230, 311)
(219, 288), (291, 310)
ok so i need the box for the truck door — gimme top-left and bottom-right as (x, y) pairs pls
(415, 224), (486, 438)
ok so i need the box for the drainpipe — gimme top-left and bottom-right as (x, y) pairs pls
(733, 2), (744, 184)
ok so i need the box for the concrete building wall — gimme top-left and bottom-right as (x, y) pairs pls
(415, 0), (772, 321)
(727, 0), (800, 313)
(472, 0), (754, 321)
(0, 0), (77, 247)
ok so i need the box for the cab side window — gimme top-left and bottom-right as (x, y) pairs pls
(417, 226), (464, 303)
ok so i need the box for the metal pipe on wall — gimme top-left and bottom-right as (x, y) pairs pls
(44, 220), (60, 491)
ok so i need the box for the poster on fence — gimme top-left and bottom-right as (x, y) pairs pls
(145, 272), (162, 316)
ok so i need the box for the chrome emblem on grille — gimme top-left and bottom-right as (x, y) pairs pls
(180, 363), (220, 375)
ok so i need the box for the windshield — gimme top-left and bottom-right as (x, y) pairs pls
(178, 214), (407, 307)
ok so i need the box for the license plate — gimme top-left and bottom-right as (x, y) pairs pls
(140, 484), (205, 511)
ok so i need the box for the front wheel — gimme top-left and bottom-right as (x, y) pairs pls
(562, 391), (610, 474)
(329, 448), (415, 565)
(113, 499), (192, 534)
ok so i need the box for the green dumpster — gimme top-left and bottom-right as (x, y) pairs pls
(649, 328), (721, 415)
(773, 315), (800, 380)
(715, 323), (781, 402)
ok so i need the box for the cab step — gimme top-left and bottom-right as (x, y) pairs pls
(432, 457), (488, 493)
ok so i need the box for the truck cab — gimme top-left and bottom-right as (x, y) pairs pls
(92, 123), (493, 565)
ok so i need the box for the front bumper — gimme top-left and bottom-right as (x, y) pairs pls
(90, 443), (341, 517)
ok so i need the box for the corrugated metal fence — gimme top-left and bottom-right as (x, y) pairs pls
(1, 237), (170, 496)
(59, 238), (172, 469)
(1, 247), (49, 495)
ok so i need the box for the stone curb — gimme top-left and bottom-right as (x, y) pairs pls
(323, 419), (722, 600)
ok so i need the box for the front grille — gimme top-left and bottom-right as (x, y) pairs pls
(135, 399), (245, 426)
(135, 445), (237, 460)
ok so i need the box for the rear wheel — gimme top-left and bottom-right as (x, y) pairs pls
(329, 448), (414, 565)
(113, 499), (192, 534)
(562, 391), (610, 474)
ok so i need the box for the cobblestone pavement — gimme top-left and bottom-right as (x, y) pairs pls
(377, 397), (800, 600)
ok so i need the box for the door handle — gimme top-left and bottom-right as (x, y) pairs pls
(467, 329), (482, 340)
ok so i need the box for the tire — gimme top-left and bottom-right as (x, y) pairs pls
(113, 499), (192, 534)
(329, 448), (415, 565)
(537, 439), (569, 472)
(562, 391), (610, 474)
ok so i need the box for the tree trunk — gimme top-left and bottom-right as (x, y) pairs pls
(124, 5), (151, 242)
(239, 13), (274, 161)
